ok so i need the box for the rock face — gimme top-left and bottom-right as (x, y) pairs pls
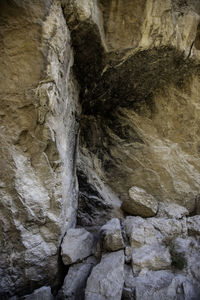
(70, 0), (200, 215)
(0, 0), (79, 297)
(1, 0), (200, 298)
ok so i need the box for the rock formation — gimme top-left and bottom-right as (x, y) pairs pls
(0, 0), (200, 299)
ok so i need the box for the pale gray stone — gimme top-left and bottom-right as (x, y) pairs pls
(100, 218), (124, 251)
(132, 244), (171, 271)
(124, 216), (162, 248)
(85, 251), (125, 300)
(61, 228), (94, 265)
(158, 202), (189, 219)
(22, 287), (54, 300)
(57, 257), (97, 300)
(149, 217), (187, 242)
(130, 270), (174, 300)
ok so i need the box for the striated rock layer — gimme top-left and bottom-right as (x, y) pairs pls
(0, 0), (200, 298)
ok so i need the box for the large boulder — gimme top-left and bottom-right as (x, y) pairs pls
(122, 187), (158, 217)
(61, 228), (94, 265)
(85, 250), (125, 300)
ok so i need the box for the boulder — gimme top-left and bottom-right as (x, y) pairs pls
(85, 250), (125, 300)
(122, 187), (158, 217)
(124, 216), (162, 248)
(22, 287), (54, 300)
(61, 228), (94, 265)
(100, 218), (124, 251)
(132, 244), (171, 272)
(56, 256), (97, 300)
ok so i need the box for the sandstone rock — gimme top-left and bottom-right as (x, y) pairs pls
(132, 245), (171, 272)
(57, 256), (97, 300)
(22, 287), (54, 300)
(61, 228), (94, 265)
(85, 251), (124, 300)
(1, 0), (200, 297)
(75, 0), (200, 221)
(124, 216), (162, 248)
(122, 186), (158, 217)
(187, 215), (200, 236)
(100, 218), (124, 251)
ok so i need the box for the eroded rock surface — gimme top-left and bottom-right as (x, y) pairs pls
(1, 0), (200, 299)
(0, 0), (79, 296)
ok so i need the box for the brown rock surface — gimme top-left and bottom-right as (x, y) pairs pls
(1, 0), (200, 298)
(0, 0), (79, 296)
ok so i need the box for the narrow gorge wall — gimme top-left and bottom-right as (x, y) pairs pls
(0, 0), (200, 299)
(0, 0), (79, 296)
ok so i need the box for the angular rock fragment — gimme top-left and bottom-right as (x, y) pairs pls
(122, 186), (158, 217)
(157, 202), (189, 219)
(61, 228), (94, 265)
(132, 244), (171, 271)
(85, 250), (124, 300)
(166, 276), (200, 300)
(57, 256), (97, 300)
(129, 270), (174, 300)
(149, 217), (187, 242)
(124, 216), (162, 248)
(100, 218), (124, 251)
(22, 287), (54, 300)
